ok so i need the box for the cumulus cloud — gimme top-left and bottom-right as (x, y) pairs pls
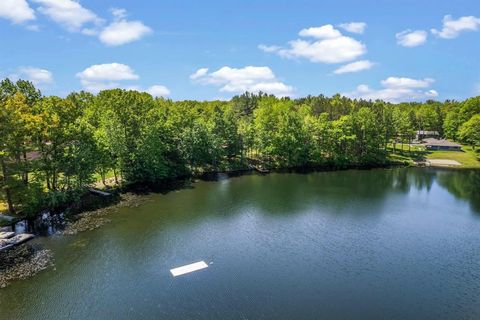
(146, 85), (170, 97)
(333, 60), (374, 74)
(99, 20), (151, 46)
(98, 8), (152, 46)
(10, 67), (53, 86)
(191, 66), (294, 97)
(125, 84), (171, 97)
(189, 68), (209, 80)
(338, 22), (366, 34)
(31, 3), (150, 46)
(0, 0), (35, 24)
(76, 63), (139, 92)
(298, 25), (342, 39)
(381, 77), (434, 88)
(431, 15), (480, 39)
(344, 77), (438, 103)
(259, 24), (366, 64)
(396, 30), (428, 47)
(76, 63), (169, 95)
(33, 0), (103, 32)
(76, 63), (139, 81)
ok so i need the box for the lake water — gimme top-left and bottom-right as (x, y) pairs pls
(1, 168), (480, 319)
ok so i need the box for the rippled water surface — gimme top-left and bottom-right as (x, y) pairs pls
(1, 168), (480, 319)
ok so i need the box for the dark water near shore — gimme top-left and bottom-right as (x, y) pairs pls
(1, 168), (480, 320)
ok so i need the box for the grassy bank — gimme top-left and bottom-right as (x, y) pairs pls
(1, 150), (479, 219)
(425, 146), (480, 169)
(387, 143), (480, 169)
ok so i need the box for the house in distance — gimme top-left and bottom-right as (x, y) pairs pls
(416, 130), (440, 140)
(423, 138), (462, 151)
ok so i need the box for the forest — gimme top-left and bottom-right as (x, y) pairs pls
(1, 78), (479, 216)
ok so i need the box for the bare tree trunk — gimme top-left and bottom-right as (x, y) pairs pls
(1, 157), (15, 214)
(22, 149), (28, 185)
(101, 170), (107, 187)
(46, 172), (51, 190)
(113, 167), (119, 185)
(52, 169), (57, 190)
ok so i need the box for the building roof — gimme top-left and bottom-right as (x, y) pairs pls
(423, 138), (462, 147)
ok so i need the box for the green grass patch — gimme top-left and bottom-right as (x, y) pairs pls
(426, 146), (480, 169)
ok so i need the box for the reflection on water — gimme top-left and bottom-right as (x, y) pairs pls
(1, 168), (480, 320)
(436, 169), (480, 213)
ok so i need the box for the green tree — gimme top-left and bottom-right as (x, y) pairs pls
(458, 114), (480, 150)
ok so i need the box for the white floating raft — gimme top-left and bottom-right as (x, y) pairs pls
(170, 261), (208, 277)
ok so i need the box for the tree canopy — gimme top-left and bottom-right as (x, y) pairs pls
(0, 79), (479, 215)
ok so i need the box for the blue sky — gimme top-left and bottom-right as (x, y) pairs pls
(1, 0), (479, 102)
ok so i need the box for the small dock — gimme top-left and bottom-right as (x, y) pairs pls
(248, 164), (270, 174)
(89, 188), (112, 197)
(255, 166), (270, 174)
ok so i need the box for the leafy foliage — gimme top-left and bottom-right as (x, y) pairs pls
(0, 78), (479, 215)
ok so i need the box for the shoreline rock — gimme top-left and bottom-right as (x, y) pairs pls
(0, 193), (143, 287)
(59, 193), (145, 236)
(0, 244), (54, 288)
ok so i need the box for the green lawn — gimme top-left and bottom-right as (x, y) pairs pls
(387, 143), (425, 165)
(387, 142), (480, 169)
(426, 146), (480, 169)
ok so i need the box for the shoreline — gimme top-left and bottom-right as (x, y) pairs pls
(2, 159), (478, 233)
(0, 244), (54, 288)
(1, 163), (479, 288)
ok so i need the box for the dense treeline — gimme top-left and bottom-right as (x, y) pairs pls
(1, 79), (479, 215)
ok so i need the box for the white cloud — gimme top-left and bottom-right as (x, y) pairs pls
(338, 22), (366, 34)
(99, 21), (151, 45)
(110, 8), (127, 20)
(344, 77), (438, 103)
(146, 85), (170, 97)
(431, 15), (480, 39)
(260, 24), (366, 64)
(76, 63), (139, 92)
(333, 60), (374, 74)
(189, 68), (209, 80)
(77, 80), (118, 92)
(126, 84), (170, 97)
(76, 63), (169, 95)
(10, 67), (53, 86)
(98, 8), (152, 46)
(258, 44), (282, 53)
(381, 77), (434, 88)
(33, 0), (102, 32)
(191, 66), (294, 97)
(0, 0), (35, 24)
(31, 3), (151, 46)
(396, 30), (428, 47)
(298, 25), (342, 39)
(76, 63), (139, 81)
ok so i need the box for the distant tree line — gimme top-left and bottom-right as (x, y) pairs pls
(1, 79), (479, 215)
